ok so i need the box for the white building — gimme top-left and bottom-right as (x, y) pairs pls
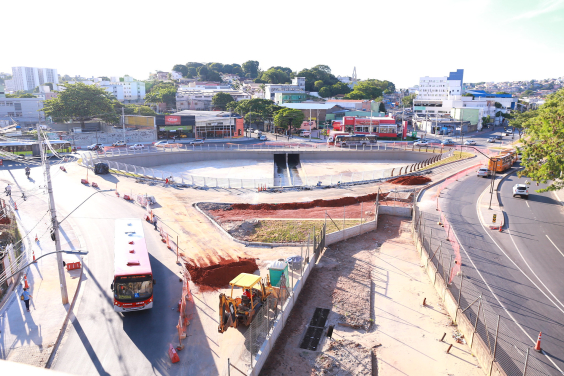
(176, 89), (250, 111)
(62, 76), (145, 103)
(171, 71), (183, 80)
(11, 66), (59, 92)
(264, 77), (306, 103)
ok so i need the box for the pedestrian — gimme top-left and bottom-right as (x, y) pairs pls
(153, 216), (158, 231)
(22, 288), (32, 312)
(5, 183), (11, 197)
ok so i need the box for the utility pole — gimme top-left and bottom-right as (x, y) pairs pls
(122, 106), (126, 143)
(38, 124), (69, 304)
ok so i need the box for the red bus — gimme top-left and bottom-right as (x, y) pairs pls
(111, 218), (154, 312)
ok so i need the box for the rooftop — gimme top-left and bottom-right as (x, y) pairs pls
(280, 103), (338, 110)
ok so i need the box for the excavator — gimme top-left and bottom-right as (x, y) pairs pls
(218, 273), (281, 333)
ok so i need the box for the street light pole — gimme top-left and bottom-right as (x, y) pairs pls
(38, 125), (69, 305)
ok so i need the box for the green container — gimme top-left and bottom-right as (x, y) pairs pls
(268, 261), (289, 287)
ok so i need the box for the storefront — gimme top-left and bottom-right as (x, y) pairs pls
(156, 115), (195, 140)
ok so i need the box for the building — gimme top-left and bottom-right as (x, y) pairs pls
(264, 77), (306, 103)
(63, 76), (145, 103)
(279, 103), (344, 124)
(170, 110), (244, 139)
(171, 71), (183, 80)
(274, 92), (307, 104)
(11, 67), (59, 92)
(326, 99), (372, 111)
(0, 97), (46, 126)
(3, 79), (15, 93)
(176, 89), (250, 111)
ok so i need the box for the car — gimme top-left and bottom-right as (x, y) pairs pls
(512, 183), (529, 198)
(253, 129), (261, 134)
(112, 141), (126, 147)
(189, 139), (204, 145)
(464, 140), (476, 146)
(477, 168), (492, 178)
(487, 138), (496, 143)
(505, 129), (513, 134)
(259, 135), (267, 141)
(495, 135), (502, 140)
(87, 143), (103, 150)
(441, 139), (455, 146)
(129, 143), (145, 150)
(414, 141), (429, 146)
(154, 141), (169, 146)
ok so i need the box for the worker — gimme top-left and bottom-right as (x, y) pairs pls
(5, 183), (11, 197)
(243, 289), (252, 299)
(22, 288), (32, 312)
(153, 216), (158, 231)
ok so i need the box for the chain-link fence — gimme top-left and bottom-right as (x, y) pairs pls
(0, 202), (30, 296)
(230, 225), (325, 375)
(81, 149), (455, 190)
(413, 205), (557, 376)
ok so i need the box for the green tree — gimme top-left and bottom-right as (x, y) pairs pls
(42, 83), (114, 128)
(343, 79), (394, 100)
(519, 89), (564, 191)
(208, 63), (224, 72)
(297, 65), (339, 91)
(212, 93), (235, 110)
(207, 70), (222, 82)
(6, 92), (35, 98)
(172, 64), (188, 77)
(509, 110), (536, 138)
(186, 67), (197, 78)
(242, 60), (260, 78)
(144, 82), (176, 107)
(124, 104), (157, 116)
(259, 68), (290, 84)
(495, 92), (509, 95)
(232, 65), (243, 76)
(330, 82), (351, 96)
(318, 87), (331, 98)
(244, 111), (262, 126)
(197, 66), (209, 79)
(314, 80), (324, 90)
(273, 108), (304, 135)
(402, 93), (417, 107)
(379, 102), (386, 113)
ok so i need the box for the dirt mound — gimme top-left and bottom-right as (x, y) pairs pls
(231, 192), (389, 211)
(388, 175), (431, 185)
(186, 257), (258, 288)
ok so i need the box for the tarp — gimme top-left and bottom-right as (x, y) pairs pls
(94, 162), (109, 175)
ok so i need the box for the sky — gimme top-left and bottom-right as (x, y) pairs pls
(3, 0), (564, 88)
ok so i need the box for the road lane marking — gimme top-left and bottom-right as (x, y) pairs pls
(526, 201), (530, 208)
(546, 235), (564, 259)
(473, 186), (564, 374)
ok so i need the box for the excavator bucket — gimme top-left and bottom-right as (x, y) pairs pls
(218, 293), (237, 333)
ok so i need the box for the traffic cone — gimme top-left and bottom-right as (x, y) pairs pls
(534, 332), (542, 352)
(14, 202), (18, 210)
(24, 275), (29, 289)
(32, 249), (36, 262)
(35, 234), (38, 242)
(499, 224), (503, 232)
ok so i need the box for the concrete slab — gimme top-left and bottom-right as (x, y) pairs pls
(156, 159), (274, 179)
(300, 159), (412, 177)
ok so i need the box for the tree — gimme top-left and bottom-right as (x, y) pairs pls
(124, 104), (157, 116)
(197, 66), (209, 79)
(495, 92), (509, 95)
(402, 93), (417, 107)
(244, 111), (262, 126)
(42, 83), (114, 128)
(208, 63), (224, 72)
(212, 93), (235, 110)
(379, 102), (386, 113)
(144, 82), (176, 108)
(318, 87), (331, 98)
(343, 79), (394, 100)
(330, 82), (351, 96)
(509, 110), (536, 138)
(519, 89), (564, 191)
(242, 60), (260, 78)
(232, 66), (243, 76)
(297, 65), (339, 91)
(207, 70), (222, 82)
(186, 67), (197, 78)
(6, 92), (35, 98)
(314, 80), (324, 91)
(99, 77), (110, 82)
(172, 64), (188, 77)
(259, 68), (290, 84)
(273, 108), (304, 135)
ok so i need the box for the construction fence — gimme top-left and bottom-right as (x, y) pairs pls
(81, 149), (455, 190)
(412, 170), (556, 376)
(231, 225), (326, 376)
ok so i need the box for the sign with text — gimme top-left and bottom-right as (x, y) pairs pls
(156, 115), (195, 126)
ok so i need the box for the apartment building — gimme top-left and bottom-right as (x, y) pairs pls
(264, 77), (306, 104)
(11, 66), (59, 92)
(176, 89), (250, 111)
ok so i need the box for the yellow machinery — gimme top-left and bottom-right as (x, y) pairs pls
(218, 273), (278, 333)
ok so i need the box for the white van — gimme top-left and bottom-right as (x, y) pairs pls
(300, 131), (311, 137)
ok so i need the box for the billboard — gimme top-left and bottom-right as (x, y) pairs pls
(343, 116), (355, 125)
(355, 118), (380, 126)
(156, 115), (195, 126)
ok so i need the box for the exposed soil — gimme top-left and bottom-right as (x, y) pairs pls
(314, 339), (372, 376)
(388, 175), (432, 185)
(185, 257), (258, 288)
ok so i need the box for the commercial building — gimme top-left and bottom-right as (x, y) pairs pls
(264, 77), (306, 104)
(11, 66), (59, 92)
(176, 89), (250, 111)
(0, 97), (46, 126)
(326, 99), (371, 111)
(171, 110), (244, 139)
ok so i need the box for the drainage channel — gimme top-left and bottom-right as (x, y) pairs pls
(273, 154), (302, 186)
(299, 307), (330, 351)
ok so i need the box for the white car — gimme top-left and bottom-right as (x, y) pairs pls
(189, 139), (204, 145)
(112, 141), (126, 147)
(129, 143), (145, 150)
(154, 141), (169, 146)
(414, 141), (429, 146)
(464, 140), (476, 145)
(259, 135), (267, 141)
(512, 184), (529, 198)
(477, 168), (492, 178)
(253, 129), (261, 134)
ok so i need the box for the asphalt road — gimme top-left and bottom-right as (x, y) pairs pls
(421, 169), (564, 375)
(48, 170), (187, 375)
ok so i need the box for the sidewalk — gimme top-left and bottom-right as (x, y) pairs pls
(0, 167), (83, 367)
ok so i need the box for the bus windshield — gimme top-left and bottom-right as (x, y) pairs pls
(114, 275), (153, 301)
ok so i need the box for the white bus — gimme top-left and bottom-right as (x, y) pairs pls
(334, 134), (378, 147)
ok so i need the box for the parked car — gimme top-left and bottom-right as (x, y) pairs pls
(464, 140), (476, 146)
(112, 141), (126, 147)
(487, 138), (496, 143)
(477, 168), (492, 178)
(189, 139), (204, 145)
(414, 141), (429, 146)
(129, 143), (145, 150)
(259, 135), (267, 141)
(512, 183), (529, 198)
(87, 143), (103, 150)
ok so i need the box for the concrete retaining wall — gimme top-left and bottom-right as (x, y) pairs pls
(378, 205), (412, 217)
(98, 149), (439, 168)
(69, 129), (157, 146)
(326, 220), (378, 245)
